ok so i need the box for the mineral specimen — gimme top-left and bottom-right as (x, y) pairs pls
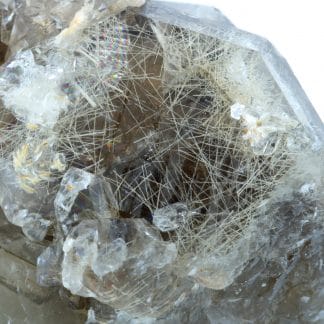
(0, 0), (323, 323)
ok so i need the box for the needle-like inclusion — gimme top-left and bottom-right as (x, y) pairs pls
(0, 1), (323, 323)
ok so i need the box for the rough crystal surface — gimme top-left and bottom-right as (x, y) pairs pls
(0, 0), (323, 323)
(0, 50), (69, 126)
(54, 167), (93, 233)
(37, 241), (63, 287)
(153, 203), (191, 232)
(92, 238), (128, 277)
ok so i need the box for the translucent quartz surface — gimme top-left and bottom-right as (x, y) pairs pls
(0, 1), (323, 323)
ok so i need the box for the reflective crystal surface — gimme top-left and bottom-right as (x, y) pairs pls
(0, 0), (323, 323)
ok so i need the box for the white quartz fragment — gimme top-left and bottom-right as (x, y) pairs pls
(22, 214), (51, 241)
(0, 51), (69, 127)
(54, 2), (96, 48)
(62, 221), (98, 297)
(300, 296), (310, 303)
(11, 209), (29, 227)
(153, 203), (191, 232)
(92, 238), (128, 277)
(12, 211), (51, 241)
(230, 103), (245, 120)
(299, 182), (315, 196)
(0, 160), (49, 230)
(54, 0), (146, 49)
(54, 167), (93, 232)
(13, 137), (66, 193)
(239, 105), (299, 155)
(85, 308), (97, 324)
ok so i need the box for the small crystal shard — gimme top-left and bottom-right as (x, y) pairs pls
(230, 102), (245, 120)
(37, 241), (63, 287)
(153, 203), (191, 232)
(54, 168), (93, 233)
(21, 213), (51, 241)
(0, 50), (69, 127)
(62, 220), (98, 297)
(0, 160), (49, 229)
(12, 136), (66, 193)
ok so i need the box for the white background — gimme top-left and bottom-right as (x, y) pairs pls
(158, 0), (324, 122)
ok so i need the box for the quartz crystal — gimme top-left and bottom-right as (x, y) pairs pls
(91, 237), (128, 277)
(36, 241), (63, 287)
(0, 50), (70, 127)
(61, 218), (182, 317)
(21, 213), (51, 241)
(153, 203), (192, 232)
(0, 0), (323, 323)
(54, 167), (93, 233)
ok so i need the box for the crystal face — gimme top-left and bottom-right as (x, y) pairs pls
(0, 1), (323, 323)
